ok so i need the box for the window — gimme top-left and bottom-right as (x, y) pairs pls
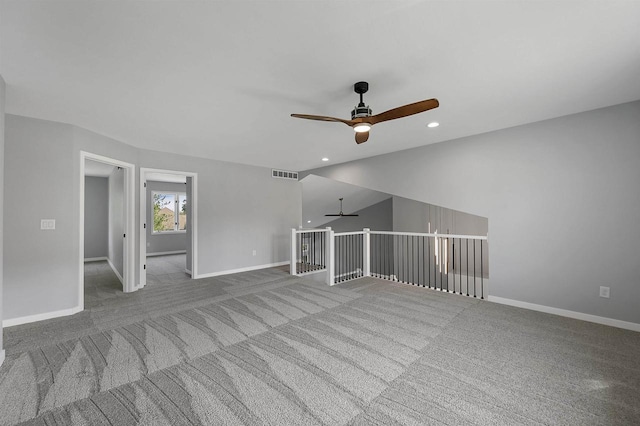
(152, 191), (187, 233)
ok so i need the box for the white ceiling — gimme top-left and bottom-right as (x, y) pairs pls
(2, 1), (640, 172)
(302, 175), (390, 228)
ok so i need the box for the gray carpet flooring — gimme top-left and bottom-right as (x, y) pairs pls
(145, 254), (191, 286)
(1, 260), (639, 425)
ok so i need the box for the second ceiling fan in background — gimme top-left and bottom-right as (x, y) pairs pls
(325, 198), (358, 217)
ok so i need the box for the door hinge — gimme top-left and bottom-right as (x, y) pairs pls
(144, 223), (146, 229)
(144, 264), (146, 270)
(144, 182), (147, 188)
(123, 233), (126, 238)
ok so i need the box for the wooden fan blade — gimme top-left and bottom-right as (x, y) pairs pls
(370, 98), (439, 125)
(355, 131), (369, 144)
(291, 114), (354, 126)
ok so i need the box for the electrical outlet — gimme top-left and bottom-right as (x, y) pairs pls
(599, 286), (610, 298)
(252, 250), (257, 256)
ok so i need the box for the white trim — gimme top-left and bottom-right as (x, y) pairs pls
(146, 250), (187, 257)
(327, 228), (335, 286)
(185, 269), (192, 275)
(295, 228), (330, 234)
(84, 256), (107, 262)
(107, 257), (124, 284)
(140, 168), (198, 291)
(3, 306), (83, 328)
(151, 231), (187, 235)
(81, 151), (136, 301)
(370, 230), (488, 240)
(194, 261), (289, 279)
(488, 296), (640, 332)
(363, 228), (370, 277)
(0, 350), (5, 368)
(290, 228), (296, 275)
(334, 231), (365, 236)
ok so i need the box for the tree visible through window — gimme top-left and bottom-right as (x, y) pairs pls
(153, 192), (187, 232)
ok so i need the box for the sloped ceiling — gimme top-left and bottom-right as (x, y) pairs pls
(2, 1), (640, 171)
(302, 175), (390, 228)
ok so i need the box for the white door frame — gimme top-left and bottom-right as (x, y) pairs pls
(80, 151), (136, 308)
(139, 168), (198, 289)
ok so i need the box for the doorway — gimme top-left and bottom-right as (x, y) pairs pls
(80, 152), (135, 310)
(139, 168), (198, 288)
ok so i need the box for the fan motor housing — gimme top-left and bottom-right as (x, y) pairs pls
(351, 105), (372, 119)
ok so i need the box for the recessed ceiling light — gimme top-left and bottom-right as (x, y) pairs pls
(321, 157), (329, 162)
(427, 122), (439, 128)
(307, 220), (311, 223)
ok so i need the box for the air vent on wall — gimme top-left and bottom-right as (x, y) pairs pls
(272, 169), (298, 180)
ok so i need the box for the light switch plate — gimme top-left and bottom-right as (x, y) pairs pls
(599, 286), (610, 298)
(40, 219), (56, 231)
(41, 219), (56, 230)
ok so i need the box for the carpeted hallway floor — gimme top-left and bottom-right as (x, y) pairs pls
(1, 262), (639, 425)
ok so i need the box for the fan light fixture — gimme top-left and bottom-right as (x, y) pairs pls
(353, 123), (371, 133)
(427, 122), (439, 128)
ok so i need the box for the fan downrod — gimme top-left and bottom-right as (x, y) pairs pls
(352, 81), (372, 118)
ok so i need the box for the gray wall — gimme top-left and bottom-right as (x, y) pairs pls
(146, 180), (187, 255)
(392, 196), (488, 235)
(138, 148), (301, 275)
(4, 116), (77, 320)
(3, 114), (301, 322)
(306, 101), (640, 325)
(0, 75), (5, 355)
(108, 167), (124, 279)
(391, 196), (489, 279)
(84, 176), (108, 259)
(323, 198), (393, 232)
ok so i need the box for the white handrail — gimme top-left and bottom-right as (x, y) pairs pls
(295, 228), (329, 234)
(334, 231), (365, 236)
(291, 227), (488, 292)
(370, 230), (487, 240)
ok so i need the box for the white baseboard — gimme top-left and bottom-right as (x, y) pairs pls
(3, 305), (83, 328)
(0, 350), (5, 367)
(185, 269), (192, 275)
(146, 250), (187, 257)
(84, 256), (107, 262)
(107, 257), (124, 284)
(488, 296), (640, 332)
(194, 261), (289, 279)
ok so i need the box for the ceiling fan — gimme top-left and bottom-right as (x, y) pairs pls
(325, 198), (359, 217)
(291, 81), (439, 144)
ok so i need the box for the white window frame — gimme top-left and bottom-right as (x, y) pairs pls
(152, 191), (187, 234)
